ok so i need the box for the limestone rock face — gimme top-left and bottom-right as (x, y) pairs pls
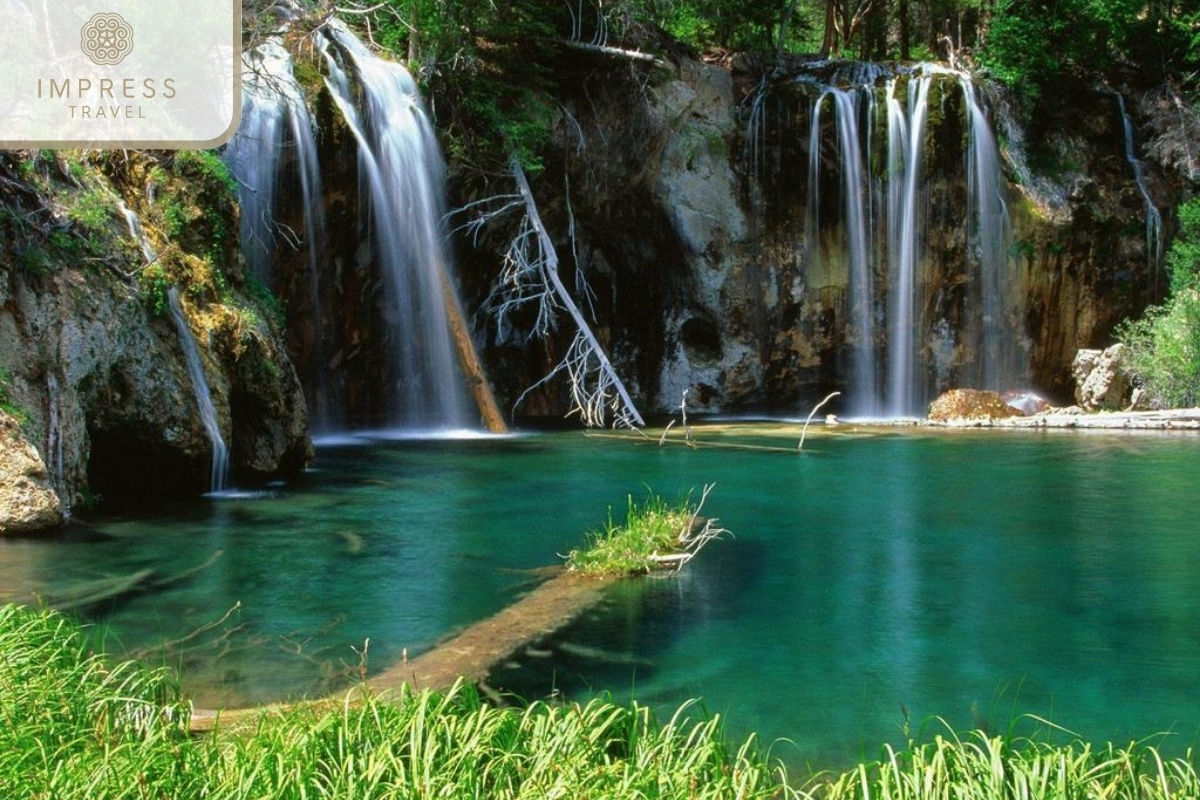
(1073, 345), (1133, 411)
(0, 411), (62, 535)
(0, 230), (310, 507)
(492, 58), (1172, 419)
(928, 389), (1024, 422)
(648, 59), (763, 413)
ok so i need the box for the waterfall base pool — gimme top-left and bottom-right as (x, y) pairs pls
(3, 424), (1198, 768)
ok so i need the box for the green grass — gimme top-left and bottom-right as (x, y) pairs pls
(814, 724), (1200, 799)
(4, 606), (1198, 800)
(0, 603), (788, 799)
(564, 487), (726, 576)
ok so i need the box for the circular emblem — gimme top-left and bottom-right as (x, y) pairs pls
(80, 12), (134, 66)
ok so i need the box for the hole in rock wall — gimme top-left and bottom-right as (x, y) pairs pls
(680, 317), (722, 364)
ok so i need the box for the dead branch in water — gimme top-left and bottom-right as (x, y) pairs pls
(662, 483), (728, 574)
(798, 391), (841, 452)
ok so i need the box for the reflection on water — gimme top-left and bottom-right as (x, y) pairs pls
(1, 426), (1199, 767)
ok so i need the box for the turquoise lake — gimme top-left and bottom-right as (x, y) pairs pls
(2, 425), (1198, 768)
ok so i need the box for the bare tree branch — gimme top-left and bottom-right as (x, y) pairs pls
(476, 157), (645, 428)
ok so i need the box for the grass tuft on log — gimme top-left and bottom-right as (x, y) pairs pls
(564, 484), (727, 576)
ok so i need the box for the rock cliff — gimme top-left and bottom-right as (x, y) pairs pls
(453, 53), (1174, 418)
(0, 150), (310, 528)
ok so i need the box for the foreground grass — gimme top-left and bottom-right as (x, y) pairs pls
(4, 602), (1198, 799)
(0, 603), (787, 799)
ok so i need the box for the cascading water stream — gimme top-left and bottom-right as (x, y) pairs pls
(799, 63), (1024, 417)
(44, 373), (67, 516)
(319, 20), (471, 430)
(1111, 90), (1164, 275)
(119, 203), (229, 493)
(224, 38), (334, 428)
(885, 73), (933, 416)
(165, 289), (230, 493)
(807, 86), (879, 416)
(960, 76), (1018, 392)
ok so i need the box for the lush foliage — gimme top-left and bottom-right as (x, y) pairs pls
(1117, 197), (1200, 407)
(0, 603), (193, 799)
(5, 603), (1200, 799)
(0, 364), (27, 425)
(979, 0), (1197, 109)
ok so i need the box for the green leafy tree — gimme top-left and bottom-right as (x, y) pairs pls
(980, 0), (1200, 109)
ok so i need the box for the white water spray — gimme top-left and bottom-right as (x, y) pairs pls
(1112, 90), (1164, 275)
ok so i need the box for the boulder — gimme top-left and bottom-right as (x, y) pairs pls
(0, 411), (63, 535)
(1073, 345), (1132, 410)
(928, 389), (1024, 422)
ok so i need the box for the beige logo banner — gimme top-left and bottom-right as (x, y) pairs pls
(0, 0), (241, 148)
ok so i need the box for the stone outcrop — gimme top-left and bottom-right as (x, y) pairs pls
(0, 410), (63, 535)
(927, 389), (1024, 422)
(1072, 344), (1136, 411)
(0, 151), (311, 517)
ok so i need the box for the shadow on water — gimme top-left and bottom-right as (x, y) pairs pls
(488, 535), (773, 704)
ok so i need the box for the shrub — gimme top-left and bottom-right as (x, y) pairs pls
(1117, 197), (1200, 407)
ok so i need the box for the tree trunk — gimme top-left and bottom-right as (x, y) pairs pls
(820, 0), (838, 57)
(438, 269), (508, 434)
(776, 0), (801, 66)
(509, 159), (645, 428)
(899, 0), (910, 60)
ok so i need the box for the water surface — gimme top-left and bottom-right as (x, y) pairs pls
(2, 425), (1197, 767)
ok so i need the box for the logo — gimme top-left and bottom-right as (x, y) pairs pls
(80, 13), (134, 66)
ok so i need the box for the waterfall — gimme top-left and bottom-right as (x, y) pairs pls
(807, 87), (879, 416)
(225, 38), (327, 284)
(833, 89), (878, 416)
(224, 38), (335, 429)
(44, 373), (67, 517)
(796, 63), (1023, 417)
(1112, 90), (1164, 275)
(166, 289), (230, 493)
(961, 76), (1019, 392)
(885, 73), (933, 416)
(119, 203), (229, 493)
(319, 20), (472, 431)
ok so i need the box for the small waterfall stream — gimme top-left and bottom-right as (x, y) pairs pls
(165, 289), (230, 494)
(961, 76), (1016, 392)
(1111, 90), (1164, 275)
(44, 373), (67, 517)
(831, 88), (877, 415)
(224, 38), (334, 428)
(884, 72), (934, 416)
(119, 203), (229, 493)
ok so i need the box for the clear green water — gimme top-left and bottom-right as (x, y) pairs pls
(2, 426), (1198, 767)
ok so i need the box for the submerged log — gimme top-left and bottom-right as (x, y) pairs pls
(190, 568), (614, 733)
(43, 569), (157, 612)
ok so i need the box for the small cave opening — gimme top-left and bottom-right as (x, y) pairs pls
(86, 426), (205, 509)
(680, 317), (722, 364)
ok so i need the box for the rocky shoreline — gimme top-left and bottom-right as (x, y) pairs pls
(925, 407), (1200, 430)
